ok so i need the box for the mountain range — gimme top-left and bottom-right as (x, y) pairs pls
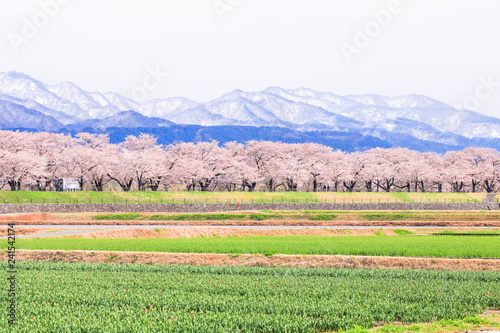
(1, 71), (499, 152)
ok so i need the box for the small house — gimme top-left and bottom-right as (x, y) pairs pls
(55, 178), (80, 191)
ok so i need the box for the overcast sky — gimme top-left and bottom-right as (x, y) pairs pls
(1, 0), (499, 117)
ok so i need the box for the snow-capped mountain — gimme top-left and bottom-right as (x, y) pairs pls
(1, 71), (500, 149)
(69, 110), (174, 131)
(0, 72), (139, 122)
(0, 99), (65, 131)
(139, 98), (198, 119)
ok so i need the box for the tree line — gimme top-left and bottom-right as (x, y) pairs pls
(0, 130), (498, 193)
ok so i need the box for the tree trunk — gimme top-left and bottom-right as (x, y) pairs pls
(93, 179), (104, 191)
(148, 179), (161, 192)
(199, 179), (211, 191)
(484, 180), (494, 193)
(247, 182), (257, 192)
(471, 179), (480, 193)
(8, 180), (20, 191)
(383, 178), (395, 192)
(107, 174), (132, 192)
(343, 181), (356, 192)
(313, 179), (318, 192)
(365, 180), (372, 192)
(267, 179), (275, 192)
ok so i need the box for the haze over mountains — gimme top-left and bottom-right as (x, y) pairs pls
(1, 71), (499, 152)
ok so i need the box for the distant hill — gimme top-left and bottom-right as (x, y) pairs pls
(1, 71), (500, 152)
(59, 124), (469, 153)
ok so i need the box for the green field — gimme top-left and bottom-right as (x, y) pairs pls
(14, 235), (500, 258)
(1, 262), (499, 332)
(0, 190), (489, 204)
(434, 230), (500, 235)
(92, 211), (500, 222)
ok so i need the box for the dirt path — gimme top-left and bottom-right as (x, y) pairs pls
(10, 250), (500, 271)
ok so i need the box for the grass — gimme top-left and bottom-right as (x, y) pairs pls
(433, 230), (500, 236)
(371, 316), (500, 333)
(0, 190), (488, 204)
(1, 261), (499, 332)
(364, 213), (408, 221)
(93, 212), (142, 220)
(91, 210), (500, 221)
(393, 229), (414, 235)
(149, 213), (248, 221)
(15, 235), (500, 258)
(308, 214), (338, 221)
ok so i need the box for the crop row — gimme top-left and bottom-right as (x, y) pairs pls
(16, 235), (500, 258)
(0, 262), (499, 332)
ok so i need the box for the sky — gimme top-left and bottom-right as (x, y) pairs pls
(0, 0), (499, 117)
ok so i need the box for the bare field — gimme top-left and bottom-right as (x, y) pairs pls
(11, 250), (500, 271)
(0, 226), (60, 236)
(5, 219), (500, 227)
(2, 212), (500, 227)
(61, 227), (500, 239)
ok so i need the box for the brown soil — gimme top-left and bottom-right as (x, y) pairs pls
(0, 213), (61, 221)
(2, 217), (500, 227)
(0, 227), (60, 236)
(10, 250), (500, 271)
(478, 309), (500, 318)
(61, 227), (500, 239)
(2, 212), (500, 228)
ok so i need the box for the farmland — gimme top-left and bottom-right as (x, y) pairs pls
(0, 190), (489, 204)
(0, 261), (499, 332)
(15, 235), (500, 258)
(3, 208), (500, 331)
(92, 210), (500, 222)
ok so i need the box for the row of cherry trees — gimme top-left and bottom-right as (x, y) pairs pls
(0, 130), (499, 192)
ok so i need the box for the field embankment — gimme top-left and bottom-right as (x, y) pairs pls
(10, 250), (500, 272)
(0, 190), (490, 204)
(3, 211), (500, 226)
(0, 202), (498, 214)
(58, 227), (500, 239)
(0, 227), (61, 236)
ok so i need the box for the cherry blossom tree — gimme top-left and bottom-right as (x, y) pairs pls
(222, 142), (259, 191)
(424, 152), (446, 192)
(342, 152), (365, 192)
(444, 150), (468, 192)
(106, 146), (135, 192)
(245, 141), (285, 192)
(298, 143), (333, 192)
(323, 150), (349, 192)
(171, 141), (232, 191)
(0, 130), (499, 194)
(0, 150), (47, 191)
(460, 147), (500, 193)
(120, 134), (165, 191)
